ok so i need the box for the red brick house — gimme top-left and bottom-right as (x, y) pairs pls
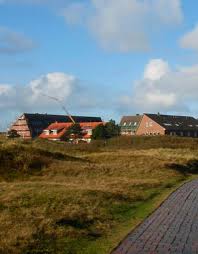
(9, 113), (103, 139)
(121, 113), (198, 138)
(39, 122), (104, 143)
(120, 115), (143, 136)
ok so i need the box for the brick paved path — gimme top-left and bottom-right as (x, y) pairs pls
(112, 180), (198, 254)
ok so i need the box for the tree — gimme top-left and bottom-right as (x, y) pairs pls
(92, 120), (120, 140)
(6, 129), (20, 138)
(105, 119), (120, 138)
(66, 123), (83, 139)
(92, 124), (108, 140)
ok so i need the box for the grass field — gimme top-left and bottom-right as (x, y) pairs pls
(0, 135), (198, 254)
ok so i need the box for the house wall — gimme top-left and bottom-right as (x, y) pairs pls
(10, 118), (32, 139)
(120, 126), (137, 136)
(165, 129), (198, 138)
(136, 115), (165, 136)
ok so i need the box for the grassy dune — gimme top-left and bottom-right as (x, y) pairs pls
(0, 135), (198, 253)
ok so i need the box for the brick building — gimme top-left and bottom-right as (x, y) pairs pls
(120, 113), (198, 138)
(120, 115), (143, 135)
(9, 113), (102, 139)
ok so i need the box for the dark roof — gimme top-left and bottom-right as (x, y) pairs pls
(23, 113), (102, 137)
(120, 115), (143, 126)
(24, 113), (102, 124)
(145, 113), (198, 131)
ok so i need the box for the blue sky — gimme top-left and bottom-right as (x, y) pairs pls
(0, 0), (198, 129)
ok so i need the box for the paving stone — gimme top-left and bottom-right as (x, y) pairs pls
(112, 180), (198, 254)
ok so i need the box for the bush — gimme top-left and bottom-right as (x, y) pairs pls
(92, 120), (120, 140)
(92, 124), (108, 140)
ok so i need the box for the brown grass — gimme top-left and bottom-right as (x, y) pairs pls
(0, 135), (197, 253)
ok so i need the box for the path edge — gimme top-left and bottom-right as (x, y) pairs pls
(110, 177), (197, 253)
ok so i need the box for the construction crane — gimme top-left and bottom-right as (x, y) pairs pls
(41, 93), (76, 124)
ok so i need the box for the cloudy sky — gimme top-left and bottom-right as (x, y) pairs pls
(0, 0), (198, 129)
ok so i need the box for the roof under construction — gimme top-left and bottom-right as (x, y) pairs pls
(12, 113), (102, 138)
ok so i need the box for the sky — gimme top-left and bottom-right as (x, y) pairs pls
(0, 0), (198, 129)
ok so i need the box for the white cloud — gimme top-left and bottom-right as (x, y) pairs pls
(62, 0), (183, 52)
(61, 3), (87, 25)
(29, 72), (76, 103)
(144, 59), (170, 81)
(0, 73), (77, 112)
(152, 0), (183, 25)
(0, 72), (112, 117)
(89, 0), (149, 52)
(180, 24), (198, 51)
(0, 27), (36, 55)
(1, 0), (183, 53)
(0, 84), (13, 95)
(121, 59), (198, 113)
(145, 91), (176, 108)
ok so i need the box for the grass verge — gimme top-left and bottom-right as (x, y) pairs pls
(0, 135), (197, 253)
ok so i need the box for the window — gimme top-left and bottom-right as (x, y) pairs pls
(87, 129), (92, 135)
(164, 123), (172, 126)
(52, 130), (57, 135)
(149, 122), (153, 127)
(123, 122), (127, 126)
(146, 122), (149, 128)
(44, 130), (50, 135)
(134, 122), (137, 126)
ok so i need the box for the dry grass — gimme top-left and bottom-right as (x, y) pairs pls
(0, 135), (198, 253)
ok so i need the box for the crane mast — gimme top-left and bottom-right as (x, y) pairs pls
(41, 93), (76, 124)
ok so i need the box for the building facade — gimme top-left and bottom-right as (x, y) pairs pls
(137, 114), (198, 137)
(121, 113), (198, 138)
(9, 113), (103, 139)
(120, 115), (143, 135)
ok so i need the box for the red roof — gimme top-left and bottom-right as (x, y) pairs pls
(39, 121), (104, 140)
(45, 122), (73, 130)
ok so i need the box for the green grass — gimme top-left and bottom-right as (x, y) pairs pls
(0, 135), (198, 253)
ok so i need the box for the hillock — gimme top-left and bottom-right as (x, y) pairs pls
(0, 135), (197, 254)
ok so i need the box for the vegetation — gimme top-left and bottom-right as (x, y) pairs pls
(92, 124), (108, 140)
(66, 123), (83, 140)
(105, 120), (120, 138)
(0, 134), (198, 254)
(92, 120), (120, 140)
(6, 129), (20, 138)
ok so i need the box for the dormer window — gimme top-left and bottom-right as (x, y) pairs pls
(52, 130), (57, 135)
(44, 130), (50, 135)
